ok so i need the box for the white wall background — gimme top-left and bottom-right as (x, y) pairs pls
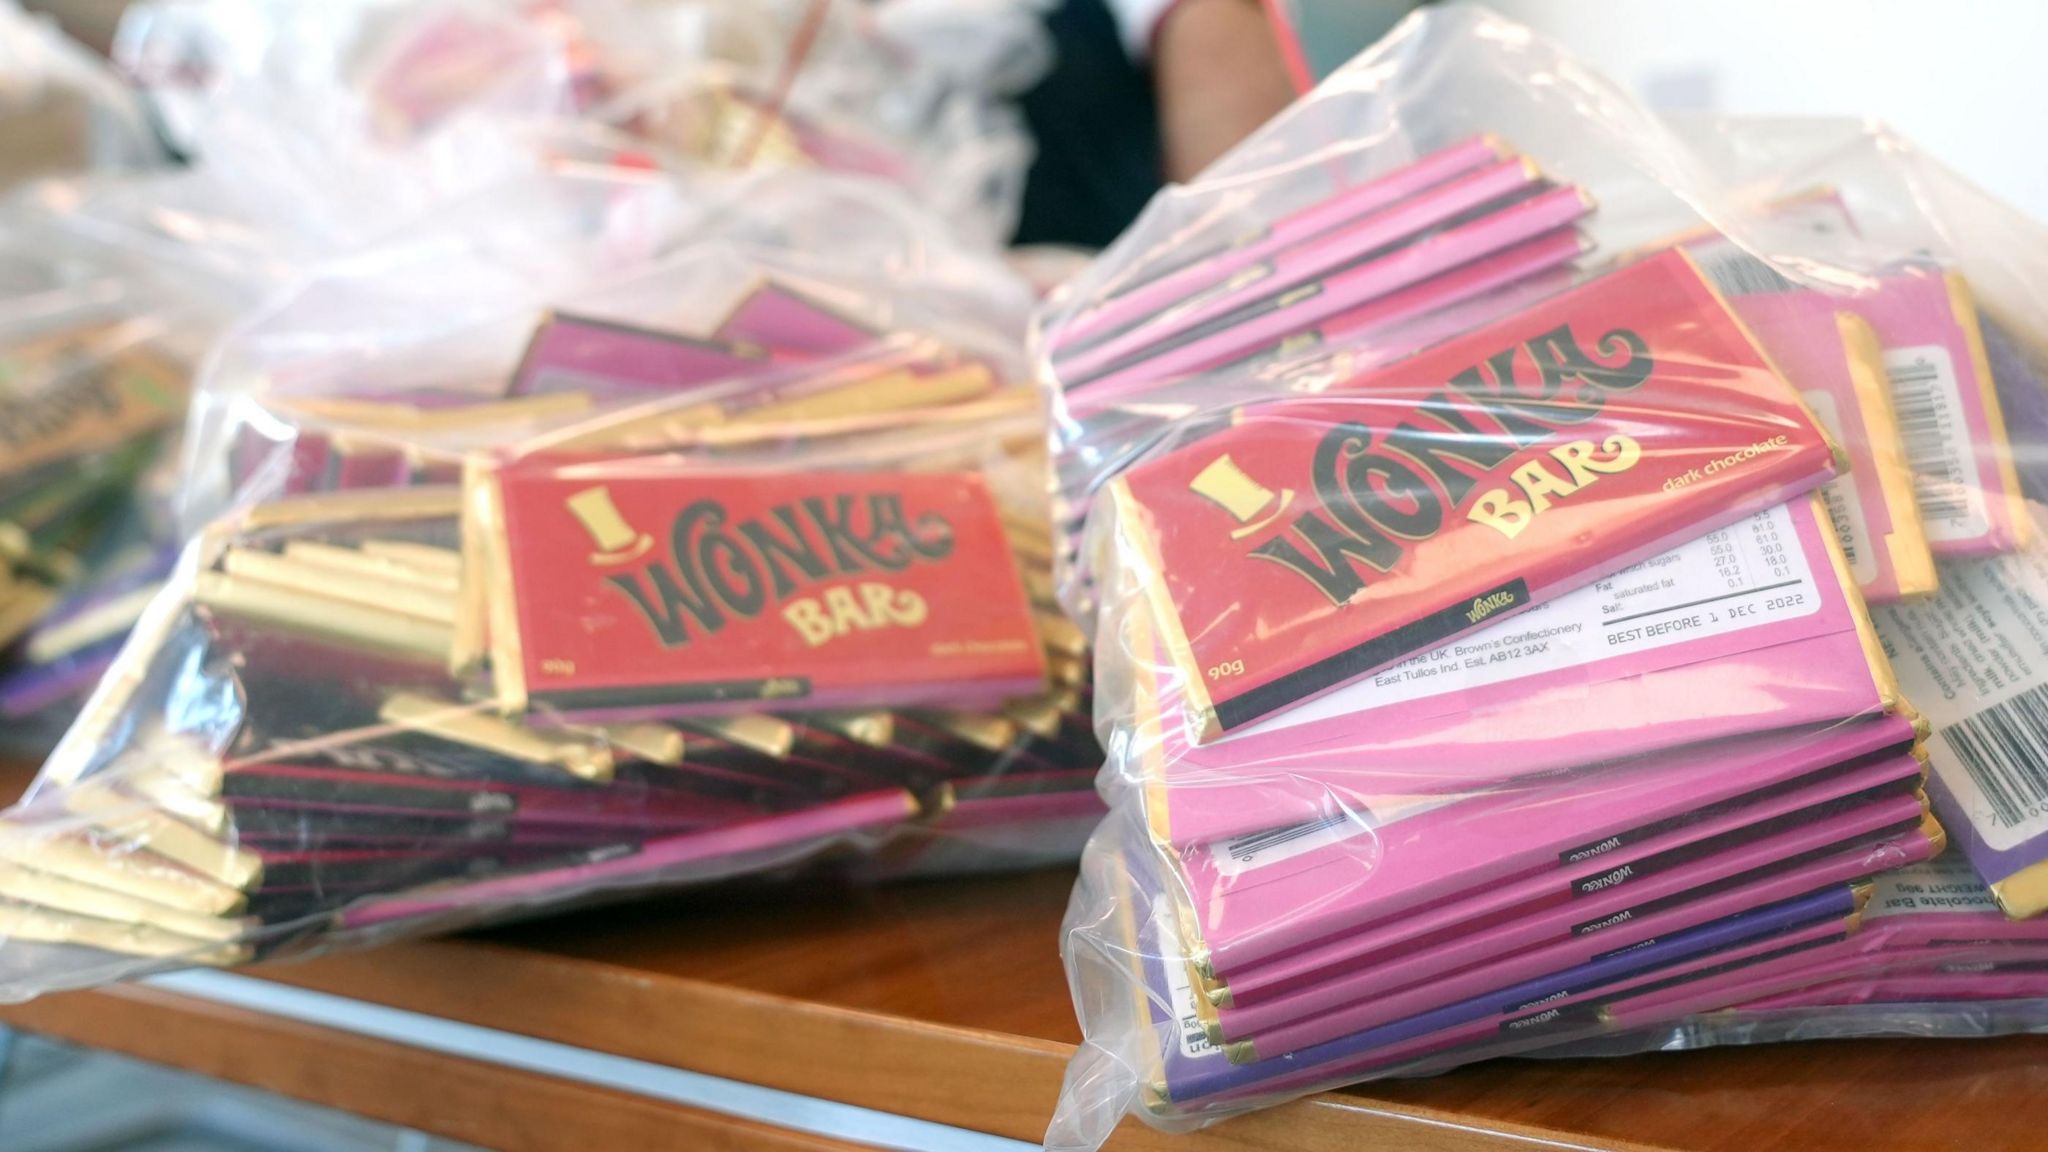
(1487, 0), (2048, 220)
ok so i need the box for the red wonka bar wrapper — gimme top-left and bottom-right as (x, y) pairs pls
(485, 465), (1045, 718)
(1109, 249), (1843, 740)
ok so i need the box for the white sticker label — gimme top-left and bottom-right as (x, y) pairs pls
(1154, 897), (1223, 1060)
(1877, 532), (2048, 851)
(1867, 855), (2001, 919)
(1804, 391), (1877, 588)
(1204, 793), (1456, 878)
(1885, 343), (1990, 543)
(1246, 503), (1823, 731)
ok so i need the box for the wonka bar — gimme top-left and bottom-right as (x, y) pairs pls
(1108, 832), (1866, 1114)
(1191, 738), (1925, 1004)
(1062, 183), (1594, 412)
(1147, 884), (1867, 1110)
(335, 787), (924, 932)
(1191, 778), (1928, 1010)
(1231, 909), (1868, 1103)
(1132, 494), (1903, 848)
(1198, 764), (1925, 1039)
(1107, 249), (1844, 741)
(480, 464), (1045, 718)
(1066, 135), (1512, 348)
(1218, 803), (1937, 1061)
(1055, 150), (1551, 371)
(1729, 291), (1933, 602)
(1876, 523), (2048, 918)
(1687, 222), (2027, 558)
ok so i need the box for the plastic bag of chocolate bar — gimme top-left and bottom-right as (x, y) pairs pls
(0, 0), (163, 190)
(114, 0), (1045, 245)
(1038, 6), (2048, 1146)
(0, 179), (1099, 1002)
(1461, 118), (2048, 1070)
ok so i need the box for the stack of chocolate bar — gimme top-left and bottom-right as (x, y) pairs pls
(0, 274), (1102, 973)
(1041, 136), (1596, 598)
(1029, 131), (2048, 1121)
(0, 318), (189, 727)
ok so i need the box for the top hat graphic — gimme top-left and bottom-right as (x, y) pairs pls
(566, 485), (655, 566)
(1187, 454), (1294, 540)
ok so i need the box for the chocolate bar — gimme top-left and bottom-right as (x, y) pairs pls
(1106, 250), (1843, 740)
(510, 311), (779, 398)
(337, 787), (922, 930)
(1134, 494), (1902, 847)
(1687, 227), (2025, 558)
(1220, 804), (1935, 1059)
(1057, 151), (1549, 371)
(1727, 292), (1933, 602)
(1071, 135), (1511, 346)
(715, 280), (879, 357)
(1148, 883), (1865, 1109)
(1875, 527), (2048, 918)
(0, 319), (187, 484)
(1197, 738), (1924, 1003)
(481, 464), (1045, 718)
(1197, 779), (1927, 1031)
(1062, 184), (1593, 409)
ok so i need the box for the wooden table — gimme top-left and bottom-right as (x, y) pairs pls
(3, 764), (2046, 1151)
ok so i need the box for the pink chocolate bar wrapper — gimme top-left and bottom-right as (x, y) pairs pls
(1142, 497), (1898, 849)
(339, 788), (917, 929)
(1741, 968), (2048, 1009)
(1065, 184), (1592, 410)
(715, 282), (877, 357)
(1059, 153), (1543, 371)
(1233, 810), (1936, 1057)
(509, 312), (780, 397)
(1730, 291), (1932, 603)
(1846, 268), (2028, 557)
(1070, 135), (1510, 347)
(1208, 781), (1926, 1030)
(1209, 739), (1922, 1004)
(1072, 228), (1588, 436)
(1227, 906), (1865, 1102)
(1688, 236), (2026, 560)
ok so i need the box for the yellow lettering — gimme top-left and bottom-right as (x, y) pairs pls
(781, 583), (928, 646)
(1510, 458), (1580, 513)
(1468, 490), (1534, 539)
(782, 598), (835, 647)
(825, 585), (869, 633)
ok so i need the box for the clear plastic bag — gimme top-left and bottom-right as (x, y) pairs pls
(113, 0), (1046, 246)
(1034, 5), (2048, 1144)
(0, 169), (1099, 1003)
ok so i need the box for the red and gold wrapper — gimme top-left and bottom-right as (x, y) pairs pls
(1107, 249), (1844, 740)
(480, 463), (1046, 720)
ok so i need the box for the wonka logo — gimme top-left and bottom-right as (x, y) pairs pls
(1199, 323), (1652, 605)
(576, 485), (956, 647)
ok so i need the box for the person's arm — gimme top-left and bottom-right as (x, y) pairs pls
(1148, 0), (1297, 181)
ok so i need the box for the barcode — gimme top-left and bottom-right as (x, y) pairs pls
(1223, 812), (1349, 862)
(1695, 248), (1797, 296)
(1889, 356), (1974, 523)
(1943, 684), (2048, 829)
